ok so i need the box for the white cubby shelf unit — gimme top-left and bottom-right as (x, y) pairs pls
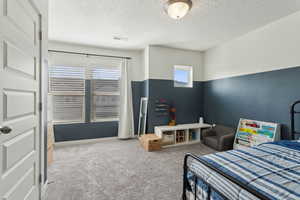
(154, 123), (212, 147)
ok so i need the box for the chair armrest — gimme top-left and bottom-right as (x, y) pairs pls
(218, 133), (235, 151)
(202, 128), (216, 139)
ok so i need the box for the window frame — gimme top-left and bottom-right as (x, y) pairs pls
(173, 65), (193, 88)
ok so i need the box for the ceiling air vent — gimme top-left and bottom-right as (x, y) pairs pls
(113, 36), (128, 41)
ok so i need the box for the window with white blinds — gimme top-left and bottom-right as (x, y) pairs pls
(90, 66), (121, 122)
(49, 66), (85, 123)
(48, 53), (123, 124)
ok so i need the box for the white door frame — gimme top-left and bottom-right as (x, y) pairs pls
(38, 13), (43, 199)
(29, 2), (44, 197)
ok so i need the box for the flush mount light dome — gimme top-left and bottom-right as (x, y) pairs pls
(165, 0), (192, 19)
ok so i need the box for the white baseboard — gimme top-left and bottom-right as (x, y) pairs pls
(54, 137), (118, 147)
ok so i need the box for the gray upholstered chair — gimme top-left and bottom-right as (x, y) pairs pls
(202, 125), (235, 151)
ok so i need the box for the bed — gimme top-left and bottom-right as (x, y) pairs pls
(183, 140), (300, 200)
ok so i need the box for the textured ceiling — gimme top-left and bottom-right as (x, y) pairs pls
(49, 0), (300, 51)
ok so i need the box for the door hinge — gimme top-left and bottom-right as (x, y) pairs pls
(39, 102), (42, 112)
(39, 174), (42, 184)
(39, 31), (42, 41)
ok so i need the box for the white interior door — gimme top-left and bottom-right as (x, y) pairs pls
(0, 0), (41, 199)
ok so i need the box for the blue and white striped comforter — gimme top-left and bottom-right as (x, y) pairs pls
(187, 141), (300, 200)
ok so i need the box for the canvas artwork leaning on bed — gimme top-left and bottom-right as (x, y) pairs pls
(183, 140), (300, 200)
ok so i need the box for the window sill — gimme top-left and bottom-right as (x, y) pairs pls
(91, 118), (119, 123)
(52, 121), (85, 125)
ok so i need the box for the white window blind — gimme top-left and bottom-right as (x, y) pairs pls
(49, 66), (85, 123)
(49, 66), (85, 93)
(90, 66), (121, 121)
(52, 95), (84, 122)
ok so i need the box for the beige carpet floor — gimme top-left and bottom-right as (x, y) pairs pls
(45, 138), (215, 200)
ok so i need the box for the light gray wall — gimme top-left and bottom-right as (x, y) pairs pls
(147, 45), (204, 81)
(204, 11), (300, 81)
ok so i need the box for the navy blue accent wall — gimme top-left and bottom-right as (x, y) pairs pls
(147, 79), (204, 133)
(203, 66), (300, 139)
(54, 122), (118, 142)
(85, 80), (91, 123)
(142, 79), (149, 98)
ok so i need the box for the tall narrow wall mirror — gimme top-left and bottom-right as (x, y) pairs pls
(138, 97), (148, 137)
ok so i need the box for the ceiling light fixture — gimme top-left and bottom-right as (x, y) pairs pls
(165, 0), (193, 20)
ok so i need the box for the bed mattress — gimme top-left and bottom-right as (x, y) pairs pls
(187, 141), (300, 200)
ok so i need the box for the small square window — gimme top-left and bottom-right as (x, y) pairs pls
(174, 65), (193, 88)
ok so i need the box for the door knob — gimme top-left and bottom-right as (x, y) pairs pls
(0, 126), (12, 134)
